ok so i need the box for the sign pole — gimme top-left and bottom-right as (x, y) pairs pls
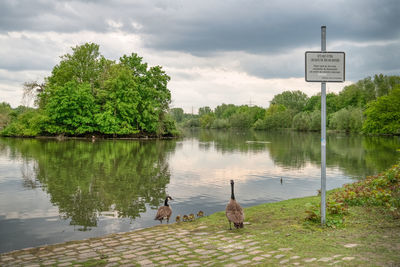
(321, 26), (327, 225)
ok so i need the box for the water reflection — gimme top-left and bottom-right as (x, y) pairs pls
(190, 129), (400, 178)
(1, 139), (176, 230)
(0, 130), (399, 253)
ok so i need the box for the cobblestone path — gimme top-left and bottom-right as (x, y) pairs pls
(0, 224), (357, 266)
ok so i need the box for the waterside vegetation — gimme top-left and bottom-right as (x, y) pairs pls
(170, 74), (400, 135)
(0, 43), (178, 138)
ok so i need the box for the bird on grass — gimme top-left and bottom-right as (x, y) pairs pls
(225, 180), (244, 230)
(182, 214), (189, 222)
(188, 213), (195, 221)
(175, 215), (181, 223)
(197, 210), (204, 218)
(155, 196), (173, 224)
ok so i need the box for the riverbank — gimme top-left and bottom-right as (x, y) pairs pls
(1, 191), (399, 267)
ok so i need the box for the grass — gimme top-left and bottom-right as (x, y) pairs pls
(169, 192), (400, 266)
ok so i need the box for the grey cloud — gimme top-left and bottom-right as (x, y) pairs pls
(1, 0), (398, 54)
(0, 0), (398, 81)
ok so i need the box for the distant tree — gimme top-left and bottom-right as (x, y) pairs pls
(199, 106), (212, 117)
(169, 108), (184, 123)
(329, 107), (363, 133)
(292, 112), (311, 131)
(214, 104), (237, 119)
(270, 90), (309, 113)
(0, 102), (12, 130)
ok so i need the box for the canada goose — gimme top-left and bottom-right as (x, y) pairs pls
(280, 177), (283, 184)
(182, 214), (189, 222)
(175, 215), (181, 223)
(225, 180), (244, 230)
(197, 210), (204, 217)
(188, 213), (195, 221)
(155, 196), (173, 223)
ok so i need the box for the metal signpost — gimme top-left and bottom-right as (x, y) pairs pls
(305, 26), (345, 225)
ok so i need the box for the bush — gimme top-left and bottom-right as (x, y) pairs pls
(292, 112), (311, 131)
(329, 107), (363, 132)
(211, 118), (230, 129)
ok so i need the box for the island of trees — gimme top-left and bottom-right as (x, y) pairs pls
(0, 43), (178, 137)
(170, 74), (400, 135)
(0, 42), (399, 137)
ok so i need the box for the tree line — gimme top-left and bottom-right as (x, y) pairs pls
(0, 43), (178, 137)
(170, 74), (400, 135)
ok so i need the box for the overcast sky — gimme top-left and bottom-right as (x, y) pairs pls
(1, 0), (399, 112)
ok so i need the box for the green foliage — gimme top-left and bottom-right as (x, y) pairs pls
(329, 107), (363, 133)
(292, 112), (311, 131)
(200, 113), (215, 128)
(169, 108), (184, 123)
(198, 106), (212, 117)
(210, 118), (230, 129)
(95, 64), (140, 135)
(270, 90), (308, 113)
(363, 87), (400, 134)
(306, 162), (400, 225)
(1, 108), (48, 136)
(0, 102), (12, 130)
(45, 81), (97, 135)
(9, 43), (177, 137)
(254, 104), (292, 130)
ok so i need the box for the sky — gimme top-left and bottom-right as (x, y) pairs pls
(0, 0), (399, 113)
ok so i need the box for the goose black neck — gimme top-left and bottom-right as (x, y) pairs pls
(164, 197), (169, 206)
(231, 182), (235, 200)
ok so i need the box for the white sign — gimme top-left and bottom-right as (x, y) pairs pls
(305, 52), (345, 82)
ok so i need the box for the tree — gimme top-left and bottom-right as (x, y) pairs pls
(292, 112), (311, 131)
(329, 107), (363, 133)
(270, 90), (309, 113)
(0, 102), (12, 130)
(120, 53), (172, 135)
(169, 108), (184, 123)
(95, 65), (140, 135)
(199, 106), (212, 117)
(45, 81), (97, 135)
(363, 86), (400, 134)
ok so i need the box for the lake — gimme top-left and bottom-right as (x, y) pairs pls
(0, 130), (399, 253)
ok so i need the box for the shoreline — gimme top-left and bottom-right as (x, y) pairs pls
(1, 193), (399, 266)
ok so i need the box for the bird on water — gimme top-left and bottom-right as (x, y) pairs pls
(225, 180), (244, 230)
(155, 196), (173, 224)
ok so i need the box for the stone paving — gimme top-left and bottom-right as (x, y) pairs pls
(0, 225), (358, 266)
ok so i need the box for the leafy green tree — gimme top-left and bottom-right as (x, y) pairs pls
(95, 64), (140, 135)
(199, 106), (212, 117)
(200, 113), (215, 128)
(270, 90), (309, 113)
(292, 112), (311, 131)
(1, 108), (48, 136)
(309, 110), (321, 131)
(120, 53), (172, 135)
(303, 95), (320, 112)
(254, 104), (292, 130)
(329, 107), (363, 133)
(214, 104), (237, 119)
(45, 81), (97, 135)
(363, 86), (400, 134)
(229, 112), (253, 129)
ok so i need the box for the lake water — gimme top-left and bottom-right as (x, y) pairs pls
(0, 130), (399, 253)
